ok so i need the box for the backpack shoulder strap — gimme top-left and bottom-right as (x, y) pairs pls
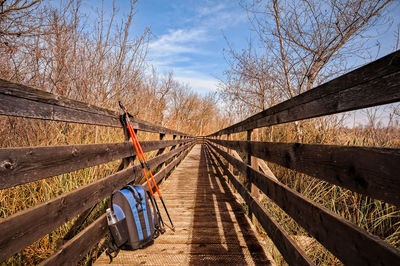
(123, 185), (143, 209)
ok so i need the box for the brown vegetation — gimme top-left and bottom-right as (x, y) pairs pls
(219, 0), (399, 264)
(0, 0), (222, 264)
(1, 0), (399, 265)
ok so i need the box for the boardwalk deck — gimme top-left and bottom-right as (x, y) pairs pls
(95, 144), (275, 265)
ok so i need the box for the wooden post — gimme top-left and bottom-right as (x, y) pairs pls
(170, 135), (178, 151)
(117, 123), (136, 171)
(157, 133), (166, 155)
(164, 135), (178, 181)
(155, 133), (166, 173)
(247, 129), (260, 224)
(246, 130), (252, 188)
(226, 134), (232, 184)
(131, 128), (138, 167)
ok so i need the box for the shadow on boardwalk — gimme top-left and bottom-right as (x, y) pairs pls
(95, 144), (273, 265)
(189, 145), (272, 265)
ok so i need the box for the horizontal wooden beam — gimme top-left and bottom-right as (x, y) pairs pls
(208, 139), (400, 207)
(39, 214), (108, 266)
(0, 141), (194, 262)
(0, 139), (191, 189)
(206, 144), (314, 266)
(207, 141), (400, 265)
(210, 50), (400, 136)
(41, 144), (194, 265)
(0, 78), (190, 136)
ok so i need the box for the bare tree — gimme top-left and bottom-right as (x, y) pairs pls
(222, 0), (393, 111)
(219, 40), (280, 121)
(0, 0), (42, 38)
(246, 0), (393, 94)
(0, 0), (223, 139)
(220, 0), (393, 141)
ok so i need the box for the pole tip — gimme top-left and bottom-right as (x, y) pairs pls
(118, 101), (125, 110)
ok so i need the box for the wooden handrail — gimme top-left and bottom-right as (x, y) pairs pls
(206, 144), (314, 266)
(0, 141), (194, 262)
(209, 50), (400, 136)
(207, 141), (400, 265)
(39, 144), (194, 265)
(2, 47), (399, 266)
(204, 51), (400, 265)
(0, 78), (191, 136)
(39, 213), (108, 266)
(0, 139), (190, 189)
(0, 79), (195, 263)
(208, 138), (400, 206)
(0, 139), (191, 190)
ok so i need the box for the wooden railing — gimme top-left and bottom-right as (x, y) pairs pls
(205, 50), (400, 265)
(0, 80), (195, 264)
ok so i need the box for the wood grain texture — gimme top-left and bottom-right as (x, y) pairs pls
(40, 214), (108, 266)
(206, 145), (314, 266)
(0, 139), (190, 189)
(0, 78), (190, 136)
(207, 141), (400, 265)
(39, 145), (195, 265)
(210, 51), (400, 136)
(0, 141), (194, 262)
(208, 139), (400, 206)
(148, 144), (194, 188)
(95, 144), (275, 265)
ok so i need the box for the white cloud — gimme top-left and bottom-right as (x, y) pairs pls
(175, 75), (218, 95)
(149, 28), (208, 59)
(147, 1), (249, 95)
(198, 3), (226, 17)
(196, 2), (248, 30)
(148, 2), (246, 61)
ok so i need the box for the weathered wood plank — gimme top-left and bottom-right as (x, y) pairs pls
(206, 145), (314, 266)
(95, 144), (275, 265)
(108, 243), (264, 255)
(207, 141), (400, 265)
(210, 50), (400, 136)
(0, 78), (190, 136)
(0, 139), (190, 189)
(0, 141), (194, 262)
(148, 144), (194, 188)
(208, 139), (400, 207)
(40, 214), (108, 266)
(155, 134), (167, 172)
(258, 159), (279, 182)
(40, 144), (194, 265)
(96, 253), (272, 265)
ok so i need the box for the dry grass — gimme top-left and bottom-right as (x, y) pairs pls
(1, 113), (399, 265)
(0, 116), (165, 265)
(223, 115), (400, 265)
(249, 118), (400, 265)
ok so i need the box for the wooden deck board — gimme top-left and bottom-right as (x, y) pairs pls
(95, 144), (275, 265)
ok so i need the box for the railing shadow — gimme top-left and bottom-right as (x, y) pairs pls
(188, 145), (269, 264)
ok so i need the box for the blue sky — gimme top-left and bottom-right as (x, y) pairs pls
(81, 0), (400, 97)
(82, 0), (252, 95)
(134, 0), (251, 95)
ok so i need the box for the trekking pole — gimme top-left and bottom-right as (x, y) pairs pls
(125, 120), (166, 230)
(118, 102), (165, 230)
(127, 121), (175, 231)
(119, 102), (175, 231)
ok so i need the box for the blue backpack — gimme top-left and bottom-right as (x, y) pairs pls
(106, 185), (163, 260)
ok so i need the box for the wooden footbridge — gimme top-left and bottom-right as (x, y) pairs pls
(1, 51), (400, 265)
(96, 144), (275, 265)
